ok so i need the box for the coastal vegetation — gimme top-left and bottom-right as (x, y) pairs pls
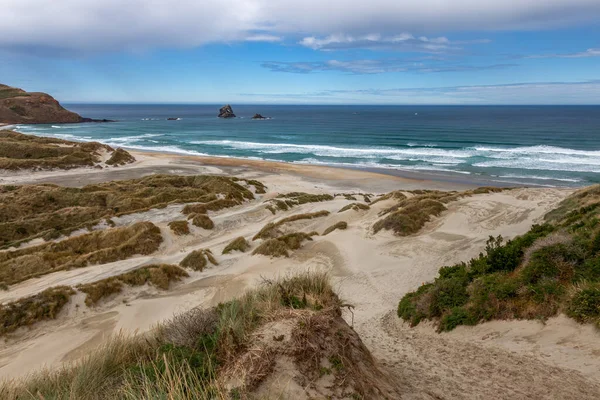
(0, 174), (260, 248)
(252, 232), (317, 257)
(78, 264), (188, 306)
(0, 130), (134, 171)
(0, 272), (388, 400)
(168, 220), (190, 236)
(222, 237), (250, 254)
(323, 221), (348, 236)
(190, 213), (215, 230)
(180, 249), (218, 272)
(338, 202), (370, 213)
(0, 222), (163, 285)
(265, 192), (334, 214)
(397, 185), (600, 331)
(253, 210), (330, 240)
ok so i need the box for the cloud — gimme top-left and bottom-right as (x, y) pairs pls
(526, 48), (600, 58)
(245, 34), (283, 43)
(262, 59), (516, 74)
(239, 80), (600, 104)
(298, 34), (489, 53)
(1, 0), (599, 53)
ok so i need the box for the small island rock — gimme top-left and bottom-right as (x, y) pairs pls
(252, 114), (267, 120)
(218, 105), (236, 118)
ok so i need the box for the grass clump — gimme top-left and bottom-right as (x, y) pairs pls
(168, 220), (190, 236)
(373, 197), (447, 236)
(78, 264), (188, 306)
(338, 202), (370, 213)
(182, 198), (238, 215)
(252, 232), (316, 257)
(253, 210), (330, 240)
(0, 286), (75, 335)
(0, 174), (258, 248)
(222, 237), (250, 254)
(190, 213), (214, 230)
(180, 249), (218, 272)
(323, 221), (348, 236)
(0, 272), (338, 399)
(398, 186), (600, 331)
(0, 222), (163, 285)
(265, 192), (334, 213)
(106, 148), (136, 166)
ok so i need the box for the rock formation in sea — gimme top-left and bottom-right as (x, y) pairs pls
(218, 104), (236, 118)
(252, 113), (267, 120)
(0, 83), (114, 124)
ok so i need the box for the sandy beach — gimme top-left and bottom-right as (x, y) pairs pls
(1, 149), (599, 399)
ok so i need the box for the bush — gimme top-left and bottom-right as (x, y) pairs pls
(567, 286), (600, 324)
(439, 307), (476, 332)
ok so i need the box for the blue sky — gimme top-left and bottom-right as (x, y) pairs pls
(1, 0), (599, 104)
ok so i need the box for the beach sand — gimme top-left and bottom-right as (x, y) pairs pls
(1, 151), (598, 398)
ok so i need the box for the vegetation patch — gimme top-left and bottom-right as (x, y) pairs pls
(373, 198), (447, 236)
(252, 232), (317, 257)
(168, 220), (190, 236)
(190, 213), (214, 230)
(253, 210), (330, 240)
(180, 249), (218, 271)
(0, 130), (134, 171)
(323, 221), (348, 236)
(106, 148), (136, 166)
(78, 264), (188, 306)
(222, 237), (250, 254)
(265, 192), (334, 213)
(0, 222), (163, 285)
(0, 174), (259, 248)
(0, 286), (75, 335)
(398, 186), (600, 331)
(182, 198), (238, 215)
(338, 202), (370, 213)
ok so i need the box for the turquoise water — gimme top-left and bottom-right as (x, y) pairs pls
(14, 104), (600, 187)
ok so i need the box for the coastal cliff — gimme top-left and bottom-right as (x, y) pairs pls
(0, 84), (104, 124)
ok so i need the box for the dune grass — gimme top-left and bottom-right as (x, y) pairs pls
(252, 232), (317, 257)
(78, 264), (188, 306)
(190, 213), (215, 230)
(222, 237), (250, 254)
(180, 249), (218, 272)
(398, 185), (600, 331)
(0, 286), (75, 335)
(253, 210), (330, 240)
(338, 202), (370, 213)
(106, 148), (136, 166)
(323, 221), (348, 236)
(0, 272), (338, 399)
(0, 222), (163, 285)
(168, 220), (190, 236)
(0, 174), (260, 248)
(265, 192), (334, 214)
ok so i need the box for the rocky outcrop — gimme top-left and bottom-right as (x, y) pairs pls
(0, 83), (114, 124)
(218, 104), (236, 118)
(252, 113), (267, 120)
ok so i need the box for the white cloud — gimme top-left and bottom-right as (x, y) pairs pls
(527, 48), (600, 58)
(1, 0), (599, 52)
(298, 34), (466, 52)
(245, 34), (283, 43)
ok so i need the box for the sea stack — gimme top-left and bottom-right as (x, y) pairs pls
(218, 104), (236, 118)
(252, 113), (267, 120)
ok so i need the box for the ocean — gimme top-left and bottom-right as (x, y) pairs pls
(13, 104), (600, 187)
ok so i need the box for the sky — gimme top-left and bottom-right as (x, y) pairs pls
(1, 0), (599, 104)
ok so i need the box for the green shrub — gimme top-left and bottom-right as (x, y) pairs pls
(567, 286), (600, 324)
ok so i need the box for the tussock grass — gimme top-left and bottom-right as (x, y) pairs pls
(323, 221), (348, 236)
(168, 220), (190, 236)
(0, 272), (338, 399)
(373, 197), (447, 236)
(182, 198), (238, 215)
(190, 213), (214, 230)
(0, 286), (75, 335)
(0, 130), (134, 171)
(265, 192), (333, 213)
(78, 264), (188, 306)
(0, 174), (258, 247)
(222, 237), (250, 254)
(0, 222), (163, 285)
(180, 249), (218, 272)
(253, 210), (330, 240)
(398, 186), (600, 331)
(370, 190), (407, 205)
(252, 232), (316, 257)
(338, 202), (370, 213)
(105, 148), (135, 166)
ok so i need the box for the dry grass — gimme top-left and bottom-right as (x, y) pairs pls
(222, 237), (250, 254)
(253, 210), (330, 240)
(168, 220), (190, 236)
(338, 202), (370, 213)
(0, 272), (339, 399)
(190, 213), (214, 230)
(0, 130), (134, 171)
(181, 198), (238, 215)
(252, 232), (316, 257)
(0, 174), (258, 248)
(180, 249), (218, 272)
(0, 222), (163, 285)
(105, 148), (136, 166)
(78, 264), (188, 306)
(323, 221), (348, 236)
(265, 192), (333, 213)
(0, 286), (75, 335)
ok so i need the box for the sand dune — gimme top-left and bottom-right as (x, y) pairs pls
(1, 152), (598, 398)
